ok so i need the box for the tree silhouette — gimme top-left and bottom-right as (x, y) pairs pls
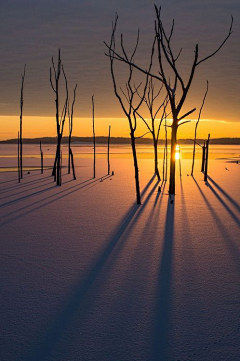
(19, 64), (26, 179)
(68, 84), (77, 180)
(106, 15), (155, 204)
(105, 7), (233, 195)
(135, 78), (168, 180)
(50, 49), (68, 186)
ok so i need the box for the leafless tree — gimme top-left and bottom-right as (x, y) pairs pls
(107, 125), (111, 175)
(92, 95), (96, 178)
(105, 7), (233, 195)
(191, 81), (209, 176)
(135, 78), (168, 180)
(40, 141), (43, 174)
(68, 84), (77, 179)
(105, 15), (155, 204)
(204, 133), (210, 181)
(17, 131), (20, 183)
(50, 49), (68, 186)
(19, 64), (26, 179)
(162, 110), (168, 181)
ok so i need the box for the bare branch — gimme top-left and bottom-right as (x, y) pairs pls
(178, 120), (191, 127)
(178, 108), (196, 122)
(196, 15), (233, 66)
(135, 131), (151, 139)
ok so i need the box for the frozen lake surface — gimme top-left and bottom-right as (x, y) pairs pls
(0, 144), (239, 361)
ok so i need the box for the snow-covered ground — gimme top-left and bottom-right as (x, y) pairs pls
(0, 144), (239, 361)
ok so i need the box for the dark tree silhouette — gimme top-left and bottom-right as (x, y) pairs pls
(201, 141), (206, 172)
(19, 64), (26, 179)
(135, 78), (168, 180)
(92, 95), (96, 178)
(105, 7), (233, 195)
(17, 131), (20, 183)
(163, 115), (168, 181)
(68, 84), (77, 179)
(107, 125), (111, 175)
(204, 134), (210, 181)
(191, 81), (209, 176)
(105, 15), (154, 204)
(50, 49), (68, 186)
(40, 141), (43, 174)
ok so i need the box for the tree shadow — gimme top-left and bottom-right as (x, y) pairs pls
(193, 176), (240, 272)
(152, 198), (174, 361)
(0, 176), (110, 226)
(207, 175), (240, 213)
(23, 175), (157, 361)
(205, 178), (239, 226)
(0, 178), (54, 201)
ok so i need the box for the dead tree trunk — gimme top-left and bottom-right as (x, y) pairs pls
(191, 81), (209, 176)
(92, 95), (96, 178)
(70, 148), (76, 180)
(19, 64), (26, 179)
(153, 137), (160, 180)
(131, 133), (141, 204)
(107, 125), (111, 175)
(201, 141), (206, 172)
(18, 131), (20, 183)
(169, 121), (177, 194)
(50, 49), (68, 186)
(204, 134), (210, 181)
(68, 84), (77, 179)
(40, 141), (43, 174)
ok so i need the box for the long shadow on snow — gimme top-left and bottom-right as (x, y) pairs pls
(0, 176), (106, 220)
(0, 174), (52, 194)
(193, 177), (240, 272)
(23, 175), (156, 361)
(207, 175), (240, 213)
(205, 180), (239, 226)
(152, 198), (175, 361)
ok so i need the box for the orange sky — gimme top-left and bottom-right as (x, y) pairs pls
(0, 1), (239, 141)
(0, 116), (239, 141)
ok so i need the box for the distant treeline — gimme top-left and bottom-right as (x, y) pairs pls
(0, 136), (240, 145)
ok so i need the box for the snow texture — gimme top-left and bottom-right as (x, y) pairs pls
(0, 145), (240, 361)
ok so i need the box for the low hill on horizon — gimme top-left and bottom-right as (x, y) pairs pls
(0, 136), (240, 145)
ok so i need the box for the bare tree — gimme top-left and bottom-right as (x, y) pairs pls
(68, 84), (77, 179)
(92, 95), (96, 178)
(17, 131), (20, 183)
(134, 78), (168, 180)
(105, 7), (233, 195)
(163, 110), (168, 181)
(107, 125), (111, 175)
(19, 64), (26, 179)
(40, 141), (43, 174)
(106, 15), (155, 204)
(50, 49), (68, 186)
(204, 133), (210, 181)
(191, 81), (209, 176)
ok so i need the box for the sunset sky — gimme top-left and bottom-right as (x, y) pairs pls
(0, 0), (239, 140)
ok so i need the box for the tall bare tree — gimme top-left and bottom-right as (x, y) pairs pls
(105, 7), (233, 195)
(68, 84), (77, 179)
(50, 49), (68, 186)
(191, 81), (209, 176)
(92, 95), (96, 178)
(106, 15), (154, 204)
(135, 78), (168, 180)
(19, 64), (26, 179)
(107, 125), (111, 175)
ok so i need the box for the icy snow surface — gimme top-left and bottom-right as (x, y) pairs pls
(0, 144), (240, 361)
